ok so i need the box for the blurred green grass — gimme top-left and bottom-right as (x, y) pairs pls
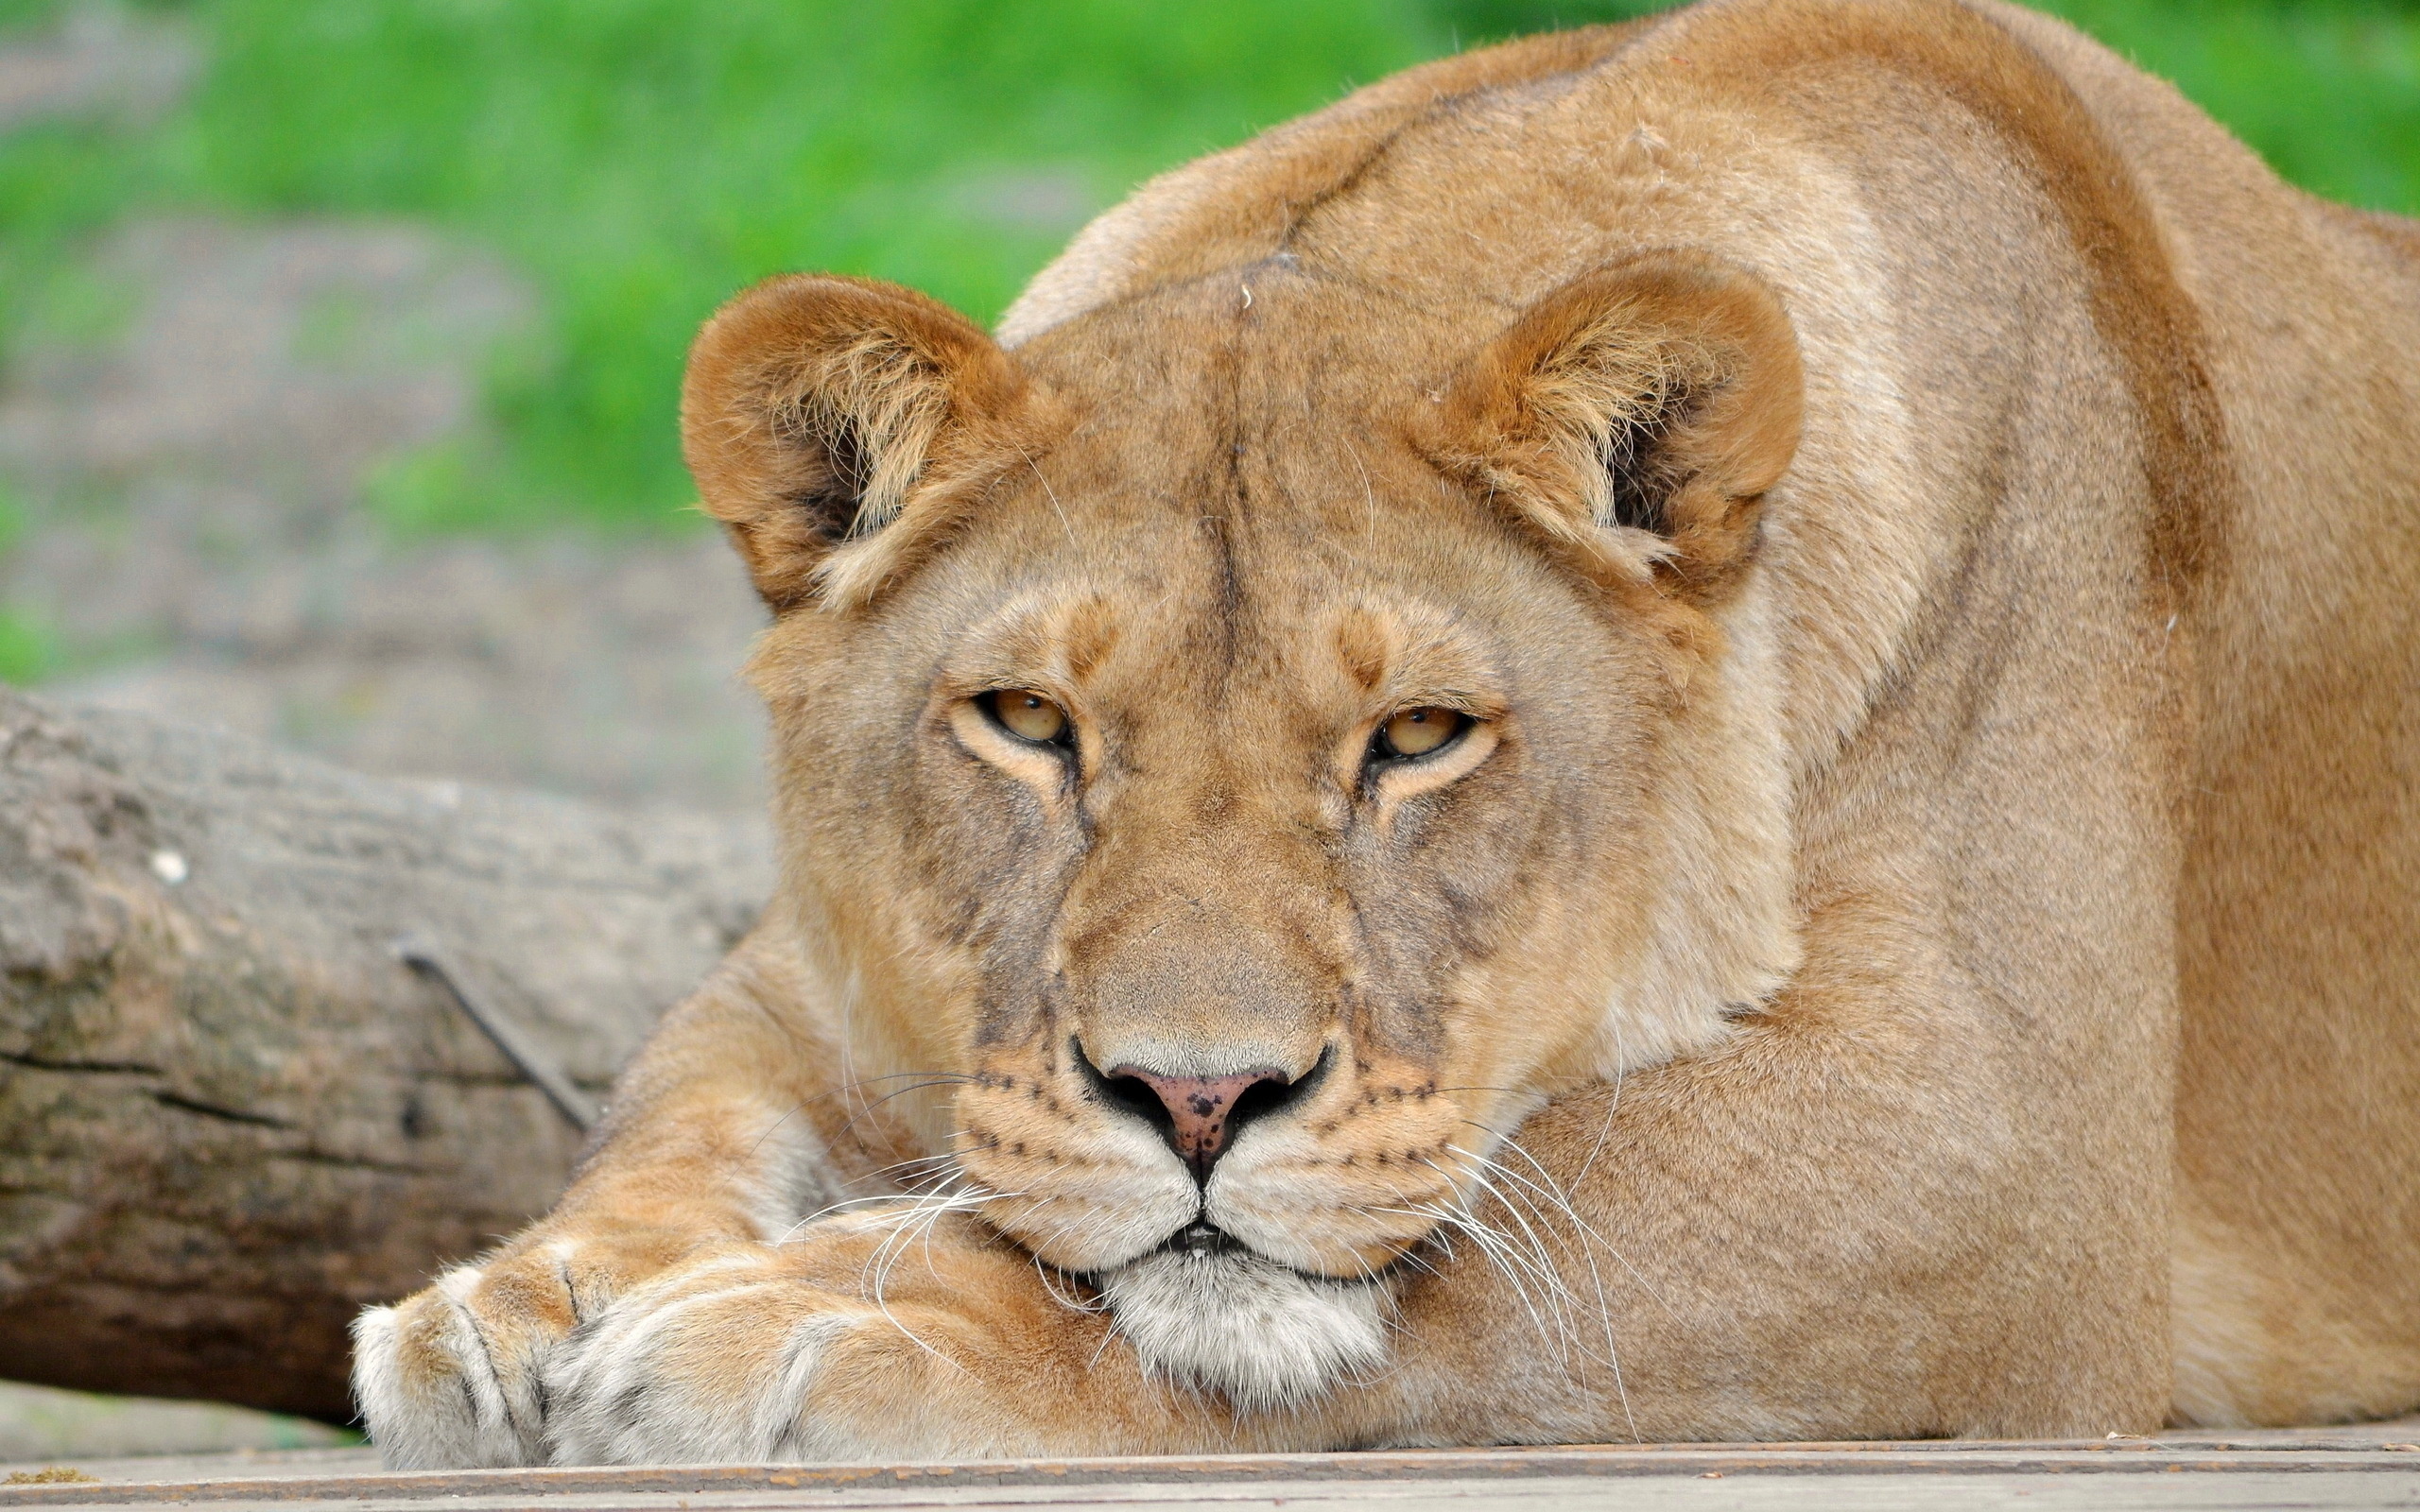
(3, 0), (2418, 535)
(0, 477), (48, 683)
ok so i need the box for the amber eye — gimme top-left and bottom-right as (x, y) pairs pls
(1374, 706), (1466, 761)
(985, 689), (1071, 746)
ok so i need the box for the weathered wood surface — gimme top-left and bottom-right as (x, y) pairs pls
(4, 1424), (2418, 1510)
(0, 688), (770, 1419)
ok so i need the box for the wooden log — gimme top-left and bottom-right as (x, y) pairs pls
(0, 688), (769, 1421)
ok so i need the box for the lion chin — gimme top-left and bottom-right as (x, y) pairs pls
(1095, 1241), (1391, 1415)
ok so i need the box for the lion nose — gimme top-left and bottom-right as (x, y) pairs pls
(1104, 1064), (1291, 1181)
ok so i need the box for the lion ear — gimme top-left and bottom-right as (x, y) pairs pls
(1423, 251), (1803, 602)
(682, 273), (1038, 612)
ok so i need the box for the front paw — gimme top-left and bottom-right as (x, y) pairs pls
(544, 1217), (1128, 1464)
(353, 1232), (684, 1469)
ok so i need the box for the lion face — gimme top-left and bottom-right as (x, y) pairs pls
(683, 256), (1803, 1403)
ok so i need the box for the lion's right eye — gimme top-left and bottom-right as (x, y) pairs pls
(984, 690), (1071, 747)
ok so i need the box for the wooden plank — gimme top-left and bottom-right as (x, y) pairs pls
(5, 1425), (2417, 1512)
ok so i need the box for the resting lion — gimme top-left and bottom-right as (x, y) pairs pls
(353, 0), (2420, 1463)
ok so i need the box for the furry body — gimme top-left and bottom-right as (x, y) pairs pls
(354, 0), (2420, 1462)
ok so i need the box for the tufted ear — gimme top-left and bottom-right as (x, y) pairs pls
(682, 273), (1041, 612)
(1420, 250), (1802, 603)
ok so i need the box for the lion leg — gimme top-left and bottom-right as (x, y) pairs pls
(537, 1215), (1232, 1464)
(352, 923), (908, 1469)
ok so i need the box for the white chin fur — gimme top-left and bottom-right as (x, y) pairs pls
(1098, 1247), (1389, 1414)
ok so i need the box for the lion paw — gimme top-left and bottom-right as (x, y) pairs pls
(353, 1234), (675, 1469)
(353, 1265), (550, 1469)
(544, 1246), (922, 1465)
(363, 1216), (1140, 1467)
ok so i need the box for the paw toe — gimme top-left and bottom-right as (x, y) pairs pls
(547, 1263), (866, 1466)
(353, 1266), (550, 1469)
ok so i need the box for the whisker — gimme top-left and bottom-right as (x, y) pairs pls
(745, 1069), (985, 1165)
(1458, 1129), (1694, 1335)
(1417, 1157), (1589, 1369)
(1031, 1251), (1104, 1315)
(833, 1076), (980, 1143)
(1474, 1135), (1637, 1440)
(1572, 1020), (1627, 1191)
(1087, 1302), (1125, 1370)
(1440, 1143), (1599, 1357)
(838, 1149), (966, 1194)
(1374, 1196), (1560, 1356)
(853, 1177), (1011, 1374)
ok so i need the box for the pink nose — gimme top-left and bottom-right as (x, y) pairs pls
(1109, 1066), (1288, 1178)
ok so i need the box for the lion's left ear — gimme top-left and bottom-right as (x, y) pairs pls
(1419, 250), (1802, 602)
(682, 273), (1045, 613)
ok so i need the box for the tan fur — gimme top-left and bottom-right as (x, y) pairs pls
(354, 0), (2420, 1464)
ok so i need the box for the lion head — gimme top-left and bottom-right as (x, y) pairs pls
(681, 247), (1805, 1409)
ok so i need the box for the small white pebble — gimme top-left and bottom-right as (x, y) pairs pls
(148, 849), (188, 885)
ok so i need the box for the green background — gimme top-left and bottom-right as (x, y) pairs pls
(3, 0), (2416, 543)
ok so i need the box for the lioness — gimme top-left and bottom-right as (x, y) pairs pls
(353, 0), (2420, 1463)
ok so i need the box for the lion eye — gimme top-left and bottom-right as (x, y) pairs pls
(1375, 706), (1465, 760)
(987, 690), (1070, 746)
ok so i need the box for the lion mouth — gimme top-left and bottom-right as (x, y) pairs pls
(1143, 1219), (1390, 1290)
(1162, 1221), (1244, 1257)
